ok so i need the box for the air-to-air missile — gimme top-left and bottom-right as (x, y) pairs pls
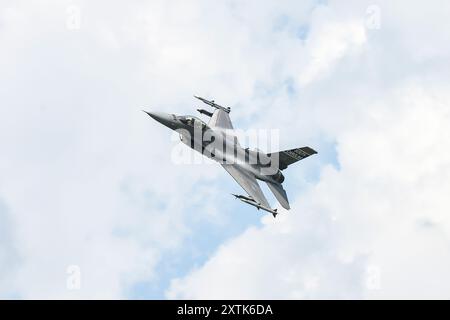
(232, 194), (278, 218)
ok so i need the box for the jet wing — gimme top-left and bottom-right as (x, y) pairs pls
(222, 164), (270, 208)
(208, 109), (234, 129)
(193, 96), (234, 129)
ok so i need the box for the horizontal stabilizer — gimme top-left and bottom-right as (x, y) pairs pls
(268, 146), (317, 170)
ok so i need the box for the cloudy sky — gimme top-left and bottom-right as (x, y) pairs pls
(1, 0), (450, 299)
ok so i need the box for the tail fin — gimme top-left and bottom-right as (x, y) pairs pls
(268, 147), (317, 170)
(266, 182), (290, 210)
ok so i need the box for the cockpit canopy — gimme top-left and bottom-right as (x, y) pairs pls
(178, 115), (209, 129)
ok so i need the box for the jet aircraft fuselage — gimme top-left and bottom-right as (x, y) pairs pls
(144, 96), (317, 217)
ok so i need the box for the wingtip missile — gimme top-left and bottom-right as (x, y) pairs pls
(231, 194), (254, 201)
(232, 194), (278, 218)
(272, 208), (278, 218)
(194, 95), (231, 113)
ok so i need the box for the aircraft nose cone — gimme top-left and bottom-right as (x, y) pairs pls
(143, 110), (174, 128)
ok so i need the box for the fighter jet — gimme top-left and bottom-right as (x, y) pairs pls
(144, 96), (317, 217)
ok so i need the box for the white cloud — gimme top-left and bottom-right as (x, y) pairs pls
(167, 1), (450, 299)
(299, 5), (367, 86)
(168, 81), (450, 299)
(2, 0), (450, 299)
(0, 200), (21, 298)
(0, 0), (315, 298)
